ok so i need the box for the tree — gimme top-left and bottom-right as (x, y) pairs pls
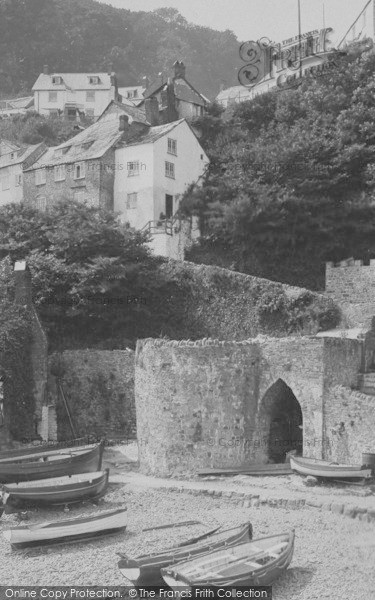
(0, 200), (183, 348)
(182, 44), (375, 289)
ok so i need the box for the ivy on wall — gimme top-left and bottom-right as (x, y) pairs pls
(0, 258), (35, 440)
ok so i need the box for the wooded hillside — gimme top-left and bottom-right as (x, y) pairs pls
(0, 0), (239, 99)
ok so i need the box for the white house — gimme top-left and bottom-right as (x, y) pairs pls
(0, 140), (45, 207)
(114, 117), (209, 259)
(32, 66), (119, 119)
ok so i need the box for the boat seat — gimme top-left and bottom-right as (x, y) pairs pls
(243, 560), (261, 568)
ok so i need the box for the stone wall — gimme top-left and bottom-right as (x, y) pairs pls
(325, 260), (375, 327)
(135, 337), (328, 476)
(135, 335), (375, 475)
(158, 260), (340, 341)
(23, 156), (113, 211)
(49, 349), (135, 441)
(324, 386), (375, 463)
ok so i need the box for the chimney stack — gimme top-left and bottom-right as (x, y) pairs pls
(14, 261), (32, 306)
(173, 61), (186, 79)
(119, 114), (129, 131)
(43, 65), (49, 75)
(142, 76), (150, 90)
(108, 62), (113, 75)
(145, 96), (159, 126)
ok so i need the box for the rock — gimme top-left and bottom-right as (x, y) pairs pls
(343, 505), (357, 518)
(303, 476), (319, 487)
(243, 500), (251, 508)
(331, 503), (344, 515)
(306, 499), (323, 508)
(251, 498), (260, 507)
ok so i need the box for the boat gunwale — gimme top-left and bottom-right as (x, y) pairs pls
(119, 523), (252, 571)
(161, 530), (295, 586)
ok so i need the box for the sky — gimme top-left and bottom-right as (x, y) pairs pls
(97, 0), (371, 45)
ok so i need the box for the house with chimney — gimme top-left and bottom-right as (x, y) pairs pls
(23, 101), (209, 260)
(0, 140), (46, 207)
(138, 61), (210, 123)
(32, 66), (120, 120)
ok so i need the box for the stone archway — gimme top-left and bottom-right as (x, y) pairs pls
(257, 379), (303, 463)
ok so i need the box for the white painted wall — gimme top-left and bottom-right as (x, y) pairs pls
(114, 144), (154, 229)
(34, 88), (115, 117)
(0, 163), (24, 206)
(114, 120), (208, 259)
(152, 120), (209, 220)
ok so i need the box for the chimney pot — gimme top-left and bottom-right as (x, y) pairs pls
(43, 65), (49, 75)
(119, 114), (129, 131)
(173, 60), (186, 79)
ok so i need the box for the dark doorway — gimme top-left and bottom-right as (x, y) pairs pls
(259, 379), (303, 463)
(165, 194), (173, 219)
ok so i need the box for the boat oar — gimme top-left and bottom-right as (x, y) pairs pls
(178, 526), (221, 547)
(142, 520), (202, 532)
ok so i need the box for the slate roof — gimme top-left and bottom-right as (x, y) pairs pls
(143, 75), (208, 107)
(24, 114), (126, 170)
(0, 96), (34, 110)
(0, 141), (44, 168)
(122, 119), (185, 147)
(98, 100), (149, 125)
(32, 73), (112, 91)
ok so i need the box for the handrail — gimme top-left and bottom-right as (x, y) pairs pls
(141, 215), (182, 236)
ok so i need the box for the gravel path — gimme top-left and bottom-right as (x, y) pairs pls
(1, 480), (374, 600)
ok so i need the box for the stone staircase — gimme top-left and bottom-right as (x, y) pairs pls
(358, 372), (375, 395)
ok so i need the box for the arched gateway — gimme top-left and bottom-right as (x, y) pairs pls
(257, 379), (303, 463)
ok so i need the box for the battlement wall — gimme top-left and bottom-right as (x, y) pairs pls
(326, 259), (375, 327)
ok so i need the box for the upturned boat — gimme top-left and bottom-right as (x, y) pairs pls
(290, 456), (372, 479)
(3, 507), (127, 549)
(0, 442), (104, 483)
(161, 530), (295, 589)
(197, 463), (292, 477)
(1, 469), (109, 507)
(118, 523), (253, 588)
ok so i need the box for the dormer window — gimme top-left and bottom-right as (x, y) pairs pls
(52, 76), (63, 85)
(88, 76), (100, 85)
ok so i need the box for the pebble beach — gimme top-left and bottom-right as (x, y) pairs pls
(0, 447), (374, 600)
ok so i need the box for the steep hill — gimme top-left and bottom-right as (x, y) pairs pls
(0, 0), (239, 99)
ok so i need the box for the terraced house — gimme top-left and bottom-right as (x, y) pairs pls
(0, 140), (46, 207)
(23, 101), (209, 259)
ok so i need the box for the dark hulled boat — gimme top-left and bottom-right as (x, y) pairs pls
(0, 442), (104, 483)
(1, 469), (109, 507)
(118, 523), (253, 588)
(161, 530), (295, 589)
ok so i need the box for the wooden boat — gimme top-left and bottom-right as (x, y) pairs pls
(161, 530), (294, 589)
(290, 456), (372, 480)
(118, 523), (253, 588)
(0, 442), (104, 484)
(1, 469), (109, 507)
(198, 463), (292, 477)
(3, 507), (127, 549)
(0, 442), (101, 464)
